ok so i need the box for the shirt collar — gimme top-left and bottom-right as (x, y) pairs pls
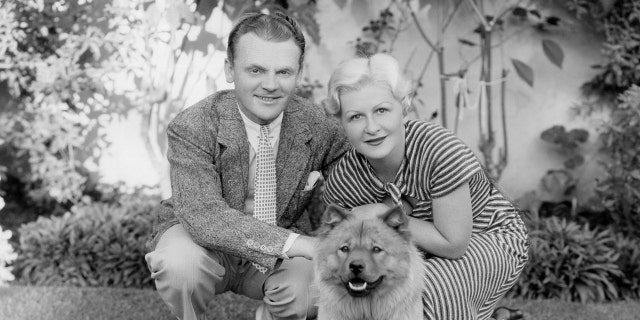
(237, 103), (283, 151)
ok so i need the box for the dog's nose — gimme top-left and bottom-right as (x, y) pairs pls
(349, 261), (364, 275)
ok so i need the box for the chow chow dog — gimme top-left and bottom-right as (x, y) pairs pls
(314, 204), (425, 320)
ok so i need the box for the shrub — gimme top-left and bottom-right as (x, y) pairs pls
(510, 216), (622, 302)
(13, 198), (158, 288)
(594, 85), (640, 238)
(612, 233), (640, 300)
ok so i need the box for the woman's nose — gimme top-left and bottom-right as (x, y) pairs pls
(365, 117), (380, 133)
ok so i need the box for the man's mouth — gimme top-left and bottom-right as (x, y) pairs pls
(344, 276), (384, 297)
(256, 95), (280, 103)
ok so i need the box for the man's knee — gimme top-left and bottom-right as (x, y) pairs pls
(145, 225), (226, 292)
(262, 258), (317, 318)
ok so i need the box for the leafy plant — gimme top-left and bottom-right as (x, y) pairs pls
(541, 125), (589, 170)
(567, 0), (640, 100)
(523, 125), (590, 218)
(13, 197), (159, 288)
(511, 216), (623, 302)
(594, 85), (640, 238)
(612, 232), (640, 300)
(0, 0), (324, 207)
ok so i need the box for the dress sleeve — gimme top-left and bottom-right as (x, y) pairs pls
(425, 124), (482, 199)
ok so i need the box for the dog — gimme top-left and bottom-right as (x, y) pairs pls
(314, 204), (425, 320)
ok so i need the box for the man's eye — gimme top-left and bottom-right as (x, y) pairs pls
(250, 68), (261, 74)
(278, 70), (290, 75)
(339, 245), (350, 252)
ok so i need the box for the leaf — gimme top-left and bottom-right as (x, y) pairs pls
(511, 58), (534, 87)
(512, 7), (527, 18)
(458, 38), (476, 46)
(222, 0), (253, 21)
(291, 5), (321, 45)
(542, 39), (564, 69)
(419, 0), (431, 11)
(196, 0), (219, 21)
(546, 16), (561, 26)
(334, 0), (347, 10)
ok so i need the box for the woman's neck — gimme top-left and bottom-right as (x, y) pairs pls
(369, 151), (404, 183)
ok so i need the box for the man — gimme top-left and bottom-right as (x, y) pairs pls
(145, 12), (349, 320)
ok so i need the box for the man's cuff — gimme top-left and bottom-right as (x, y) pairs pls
(279, 233), (300, 260)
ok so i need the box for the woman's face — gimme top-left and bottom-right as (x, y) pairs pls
(339, 84), (405, 167)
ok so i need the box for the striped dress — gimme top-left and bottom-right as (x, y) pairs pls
(323, 120), (529, 320)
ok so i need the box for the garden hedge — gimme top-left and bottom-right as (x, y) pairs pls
(13, 199), (157, 288)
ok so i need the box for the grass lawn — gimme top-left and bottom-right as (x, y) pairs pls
(1, 286), (640, 320)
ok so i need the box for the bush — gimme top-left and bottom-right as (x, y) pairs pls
(511, 216), (622, 302)
(594, 85), (640, 238)
(612, 233), (640, 300)
(12, 198), (158, 288)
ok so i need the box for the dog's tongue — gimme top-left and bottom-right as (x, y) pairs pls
(348, 280), (367, 292)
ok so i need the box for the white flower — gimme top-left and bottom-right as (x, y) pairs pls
(0, 226), (17, 287)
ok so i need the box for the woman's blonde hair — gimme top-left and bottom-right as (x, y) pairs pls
(324, 53), (414, 117)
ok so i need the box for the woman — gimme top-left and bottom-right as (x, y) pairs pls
(322, 53), (528, 320)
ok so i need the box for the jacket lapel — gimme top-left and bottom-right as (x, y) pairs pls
(217, 101), (250, 212)
(276, 105), (312, 219)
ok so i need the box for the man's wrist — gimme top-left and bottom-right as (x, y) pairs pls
(285, 235), (316, 260)
(280, 233), (300, 260)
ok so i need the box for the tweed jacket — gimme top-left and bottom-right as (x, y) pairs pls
(147, 90), (349, 269)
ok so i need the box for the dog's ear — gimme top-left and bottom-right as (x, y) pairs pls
(321, 204), (350, 229)
(382, 205), (410, 237)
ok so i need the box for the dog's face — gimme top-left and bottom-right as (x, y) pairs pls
(315, 205), (415, 298)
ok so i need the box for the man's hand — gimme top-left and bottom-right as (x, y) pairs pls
(285, 235), (317, 260)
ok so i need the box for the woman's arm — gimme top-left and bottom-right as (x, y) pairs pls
(408, 181), (472, 259)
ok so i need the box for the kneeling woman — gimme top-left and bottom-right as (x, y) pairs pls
(322, 53), (529, 320)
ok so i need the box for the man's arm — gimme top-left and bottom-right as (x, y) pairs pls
(167, 105), (291, 269)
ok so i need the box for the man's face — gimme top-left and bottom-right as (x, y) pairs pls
(224, 32), (302, 125)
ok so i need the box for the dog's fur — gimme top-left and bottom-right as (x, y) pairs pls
(314, 204), (425, 320)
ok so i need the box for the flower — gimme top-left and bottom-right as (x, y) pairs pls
(0, 226), (17, 287)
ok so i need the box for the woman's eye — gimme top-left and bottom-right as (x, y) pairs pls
(372, 246), (383, 253)
(339, 245), (350, 252)
(350, 114), (362, 121)
(376, 108), (388, 114)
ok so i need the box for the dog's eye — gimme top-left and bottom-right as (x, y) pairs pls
(339, 245), (350, 252)
(372, 246), (383, 253)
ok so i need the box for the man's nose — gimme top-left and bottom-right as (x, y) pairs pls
(261, 73), (277, 91)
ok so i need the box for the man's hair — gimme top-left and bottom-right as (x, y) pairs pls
(227, 11), (306, 69)
(324, 53), (414, 117)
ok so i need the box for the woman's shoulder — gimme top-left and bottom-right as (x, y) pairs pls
(404, 119), (457, 146)
(405, 119), (449, 133)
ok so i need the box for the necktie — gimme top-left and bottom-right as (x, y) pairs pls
(254, 125), (277, 225)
